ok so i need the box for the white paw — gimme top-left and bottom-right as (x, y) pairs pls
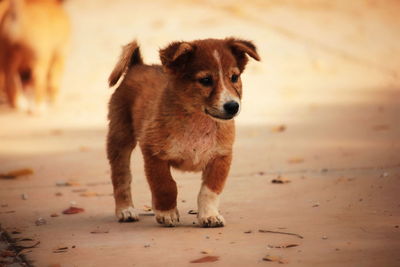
(116, 206), (140, 222)
(197, 185), (225, 227)
(154, 208), (179, 227)
(198, 214), (225, 228)
(15, 94), (29, 112)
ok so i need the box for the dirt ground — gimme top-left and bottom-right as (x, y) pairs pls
(1, 0), (400, 266)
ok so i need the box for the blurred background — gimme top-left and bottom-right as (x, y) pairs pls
(0, 1), (399, 265)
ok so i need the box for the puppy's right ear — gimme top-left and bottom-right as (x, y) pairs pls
(159, 42), (195, 73)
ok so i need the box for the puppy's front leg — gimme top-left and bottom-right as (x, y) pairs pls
(143, 152), (179, 227)
(198, 154), (232, 227)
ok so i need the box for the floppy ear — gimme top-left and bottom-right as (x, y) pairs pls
(159, 41), (195, 74)
(227, 38), (260, 72)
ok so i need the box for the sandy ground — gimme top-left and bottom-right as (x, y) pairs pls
(1, 0), (400, 266)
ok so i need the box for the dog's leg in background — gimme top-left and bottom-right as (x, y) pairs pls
(198, 154), (232, 227)
(30, 57), (51, 113)
(47, 49), (65, 104)
(107, 91), (139, 222)
(4, 56), (26, 110)
(142, 151), (179, 227)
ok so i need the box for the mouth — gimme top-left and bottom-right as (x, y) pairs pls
(205, 108), (235, 121)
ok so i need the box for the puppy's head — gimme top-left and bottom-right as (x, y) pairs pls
(160, 38), (260, 121)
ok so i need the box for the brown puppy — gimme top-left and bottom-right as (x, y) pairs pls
(0, 0), (70, 112)
(107, 38), (259, 227)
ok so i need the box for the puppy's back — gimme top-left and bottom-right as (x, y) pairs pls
(108, 41), (168, 136)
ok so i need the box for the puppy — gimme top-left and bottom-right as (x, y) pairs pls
(107, 38), (259, 227)
(0, 0), (70, 112)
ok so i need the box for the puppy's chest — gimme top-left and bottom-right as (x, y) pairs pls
(163, 123), (219, 171)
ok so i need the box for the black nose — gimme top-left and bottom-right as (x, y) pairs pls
(223, 101), (240, 116)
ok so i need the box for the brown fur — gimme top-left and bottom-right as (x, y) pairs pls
(0, 0), (70, 112)
(107, 38), (259, 227)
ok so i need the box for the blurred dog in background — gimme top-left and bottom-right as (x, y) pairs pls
(0, 0), (70, 113)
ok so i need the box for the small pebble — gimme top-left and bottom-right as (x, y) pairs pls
(35, 217), (47, 226)
(144, 244), (151, 248)
(322, 236), (328, 240)
(56, 181), (68, 186)
(21, 193), (28, 200)
(382, 172), (389, 177)
(312, 203), (320, 207)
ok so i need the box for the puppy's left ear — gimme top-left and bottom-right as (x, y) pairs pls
(227, 38), (260, 71)
(160, 41), (195, 74)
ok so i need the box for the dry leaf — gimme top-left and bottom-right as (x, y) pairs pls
(287, 158), (304, 164)
(53, 247), (68, 253)
(188, 210), (198, 215)
(142, 205), (152, 211)
(268, 244), (299, 249)
(271, 125), (286, 133)
(62, 207), (84, 214)
(79, 192), (98, 197)
(0, 168), (34, 179)
(56, 181), (81, 187)
(259, 229), (304, 239)
(90, 229), (109, 234)
(271, 176), (291, 184)
(190, 256), (219, 263)
(263, 255), (288, 264)
(54, 247), (68, 250)
(200, 249), (212, 254)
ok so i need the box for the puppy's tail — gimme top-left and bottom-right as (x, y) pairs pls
(108, 40), (143, 87)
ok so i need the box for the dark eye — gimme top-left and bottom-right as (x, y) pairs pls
(198, 76), (213, 87)
(231, 74), (239, 83)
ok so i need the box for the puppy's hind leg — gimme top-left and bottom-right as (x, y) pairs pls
(107, 93), (138, 222)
